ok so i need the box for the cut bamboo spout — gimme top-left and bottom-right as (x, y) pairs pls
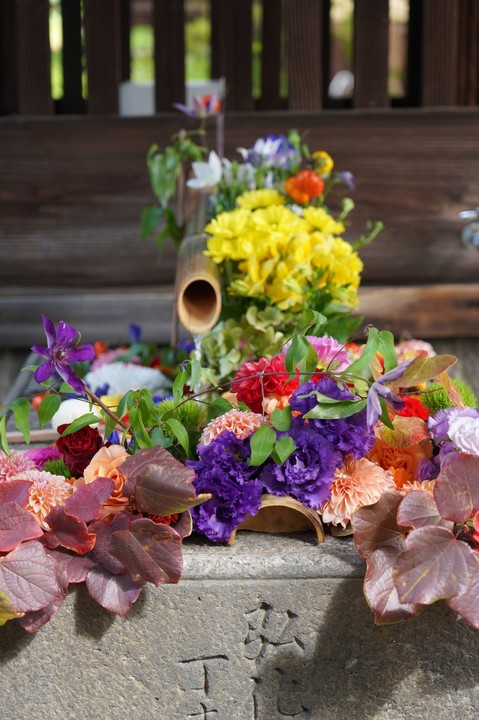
(176, 233), (222, 335)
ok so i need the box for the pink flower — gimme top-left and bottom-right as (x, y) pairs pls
(0, 449), (36, 482)
(395, 339), (436, 364)
(17, 469), (73, 530)
(90, 348), (141, 370)
(282, 335), (351, 372)
(320, 456), (396, 528)
(24, 445), (62, 470)
(200, 408), (265, 446)
(400, 479), (436, 496)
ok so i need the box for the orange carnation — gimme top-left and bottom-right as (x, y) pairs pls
(83, 444), (130, 517)
(366, 437), (432, 489)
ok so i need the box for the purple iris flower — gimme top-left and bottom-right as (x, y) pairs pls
(31, 316), (95, 394)
(366, 358), (415, 429)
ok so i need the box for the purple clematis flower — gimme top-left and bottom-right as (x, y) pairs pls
(173, 93), (221, 118)
(32, 316), (95, 394)
(366, 358), (415, 429)
(338, 171), (356, 190)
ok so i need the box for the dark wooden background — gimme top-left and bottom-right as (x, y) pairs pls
(1, 0), (479, 348)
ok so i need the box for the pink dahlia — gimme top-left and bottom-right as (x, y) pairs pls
(17, 469), (73, 530)
(320, 456), (396, 528)
(0, 449), (36, 483)
(200, 408), (265, 446)
(396, 339), (436, 364)
(283, 335), (351, 372)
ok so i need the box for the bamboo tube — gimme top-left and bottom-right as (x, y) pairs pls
(176, 233), (222, 335)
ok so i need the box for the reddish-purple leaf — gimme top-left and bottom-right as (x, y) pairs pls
(173, 510), (193, 539)
(46, 548), (95, 583)
(64, 477), (114, 522)
(397, 491), (454, 531)
(0, 503), (43, 551)
(17, 558), (68, 633)
(434, 454), (479, 523)
(364, 546), (424, 624)
(109, 517), (183, 586)
(89, 512), (130, 575)
(0, 541), (62, 613)
(85, 565), (144, 615)
(42, 506), (96, 554)
(447, 552), (479, 628)
(399, 354), (457, 387)
(394, 526), (477, 605)
(352, 491), (406, 560)
(0, 479), (32, 508)
(120, 446), (210, 516)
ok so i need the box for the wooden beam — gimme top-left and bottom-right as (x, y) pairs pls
(211, 0), (253, 111)
(83, 0), (121, 114)
(353, 0), (390, 108)
(288, 0), (325, 110)
(153, 0), (185, 111)
(456, 0), (479, 105)
(60, 0), (85, 114)
(15, 0), (53, 115)
(0, 0), (18, 114)
(259, 0), (282, 110)
(421, 0), (459, 106)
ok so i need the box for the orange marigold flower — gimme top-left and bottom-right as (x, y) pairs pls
(320, 456), (396, 528)
(366, 437), (432, 488)
(200, 408), (265, 446)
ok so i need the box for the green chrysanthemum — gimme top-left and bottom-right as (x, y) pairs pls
(42, 458), (72, 478)
(421, 378), (477, 414)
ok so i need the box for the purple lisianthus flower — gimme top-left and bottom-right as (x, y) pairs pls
(32, 316), (95, 394)
(186, 431), (263, 542)
(260, 417), (342, 508)
(237, 134), (299, 170)
(290, 377), (375, 460)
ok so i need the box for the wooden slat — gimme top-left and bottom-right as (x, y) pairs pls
(405, 0), (423, 107)
(211, 0), (253, 111)
(120, 0), (131, 82)
(259, 0), (282, 110)
(60, 0), (85, 114)
(288, 0), (324, 110)
(15, 0), (53, 115)
(353, 0), (390, 108)
(357, 285), (479, 339)
(0, 0), (17, 114)
(422, 0), (459, 106)
(153, 0), (185, 111)
(83, 0), (121, 114)
(456, 0), (479, 105)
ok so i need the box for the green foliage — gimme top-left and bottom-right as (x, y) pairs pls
(43, 458), (72, 477)
(421, 378), (477, 414)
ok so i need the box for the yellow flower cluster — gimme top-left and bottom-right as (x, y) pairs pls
(204, 194), (363, 312)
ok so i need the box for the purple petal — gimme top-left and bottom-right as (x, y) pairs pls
(172, 102), (197, 117)
(375, 383), (405, 411)
(31, 344), (50, 358)
(42, 316), (57, 349)
(378, 358), (415, 385)
(367, 388), (382, 428)
(56, 363), (85, 394)
(66, 344), (95, 363)
(56, 321), (78, 347)
(34, 361), (56, 385)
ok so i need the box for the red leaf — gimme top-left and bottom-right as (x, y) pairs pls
(0, 541), (62, 613)
(447, 552), (479, 628)
(85, 565), (144, 615)
(46, 548), (95, 583)
(64, 477), (115, 522)
(0, 479), (32, 508)
(351, 492), (406, 560)
(364, 546), (424, 624)
(0, 503), (44, 551)
(394, 526), (477, 605)
(42, 506), (96, 554)
(397, 491), (454, 531)
(89, 512), (130, 575)
(380, 417), (430, 449)
(109, 517), (183, 586)
(173, 510), (193, 539)
(120, 446), (209, 516)
(17, 558), (68, 633)
(434, 454), (479, 523)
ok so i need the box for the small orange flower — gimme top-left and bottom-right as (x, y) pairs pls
(83, 445), (130, 517)
(367, 437), (432, 489)
(284, 170), (325, 204)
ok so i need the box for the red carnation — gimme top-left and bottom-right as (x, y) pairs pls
(397, 396), (430, 421)
(231, 356), (301, 413)
(56, 423), (104, 477)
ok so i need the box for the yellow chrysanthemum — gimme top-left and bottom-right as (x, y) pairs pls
(303, 206), (345, 235)
(312, 150), (334, 175)
(204, 207), (250, 238)
(236, 188), (286, 210)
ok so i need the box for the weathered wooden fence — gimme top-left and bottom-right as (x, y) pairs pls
(1, 0), (479, 348)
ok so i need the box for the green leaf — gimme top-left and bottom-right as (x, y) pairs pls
(398, 354), (457, 388)
(21, 364), (39, 373)
(164, 418), (189, 457)
(270, 406), (292, 431)
(173, 369), (189, 406)
(206, 397), (234, 424)
(7, 397), (31, 443)
(0, 415), (10, 457)
(377, 330), (397, 372)
(248, 424), (276, 466)
(304, 397), (368, 420)
(101, 409), (118, 444)
(150, 425), (172, 449)
(141, 206), (165, 241)
(341, 327), (379, 376)
(129, 407), (152, 449)
(189, 358), (201, 393)
(378, 396), (395, 430)
(284, 335), (317, 382)
(116, 390), (135, 423)
(37, 394), (62, 430)
(58, 382), (77, 394)
(296, 308), (327, 331)
(60, 414), (100, 436)
(273, 436), (296, 465)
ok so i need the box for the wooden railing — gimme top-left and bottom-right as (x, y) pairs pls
(1, 0), (478, 116)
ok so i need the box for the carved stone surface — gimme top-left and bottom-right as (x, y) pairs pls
(1, 532), (479, 719)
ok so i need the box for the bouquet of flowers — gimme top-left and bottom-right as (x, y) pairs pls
(2, 105), (479, 633)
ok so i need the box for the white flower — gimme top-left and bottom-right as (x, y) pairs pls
(186, 151), (222, 189)
(221, 158), (256, 189)
(51, 398), (100, 430)
(447, 415), (479, 455)
(85, 362), (172, 396)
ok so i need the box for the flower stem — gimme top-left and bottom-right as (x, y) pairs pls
(84, 386), (130, 433)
